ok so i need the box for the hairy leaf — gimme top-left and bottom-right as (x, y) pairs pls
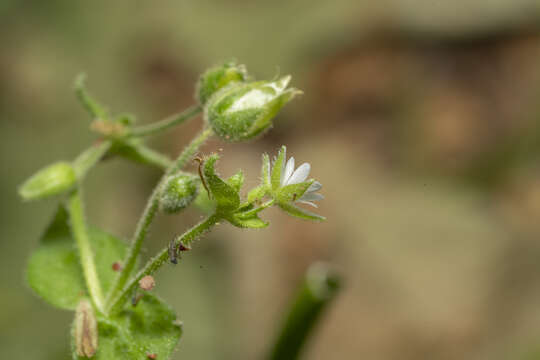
(72, 294), (182, 360)
(26, 206), (128, 310)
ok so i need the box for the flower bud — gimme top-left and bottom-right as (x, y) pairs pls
(205, 76), (301, 142)
(196, 61), (247, 105)
(159, 173), (199, 214)
(19, 161), (77, 201)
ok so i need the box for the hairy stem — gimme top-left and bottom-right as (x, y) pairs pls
(108, 214), (220, 314)
(105, 127), (214, 308)
(67, 189), (105, 312)
(128, 105), (202, 138)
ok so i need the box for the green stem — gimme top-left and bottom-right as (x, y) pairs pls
(240, 199), (274, 218)
(67, 189), (105, 312)
(105, 127), (214, 308)
(73, 140), (112, 179)
(128, 105), (202, 138)
(112, 141), (173, 171)
(267, 263), (341, 360)
(169, 127), (213, 174)
(108, 214), (220, 314)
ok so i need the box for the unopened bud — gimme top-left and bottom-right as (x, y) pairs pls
(19, 161), (77, 201)
(159, 173), (199, 214)
(196, 61), (248, 105)
(205, 76), (300, 142)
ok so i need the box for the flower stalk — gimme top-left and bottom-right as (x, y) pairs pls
(108, 214), (220, 314)
(105, 127), (214, 309)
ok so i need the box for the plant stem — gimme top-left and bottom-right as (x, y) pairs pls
(67, 189), (105, 312)
(73, 140), (112, 179)
(169, 127), (213, 173)
(105, 127), (214, 308)
(108, 214), (220, 314)
(112, 141), (173, 171)
(267, 263), (341, 360)
(240, 199), (275, 217)
(128, 105), (202, 138)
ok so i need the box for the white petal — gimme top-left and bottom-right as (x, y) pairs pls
(287, 163), (310, 185)
(297, 200), (318, 208)
(282, 157), (295, 186)
(306, 181), (322, 193)
(299, 192), (324, 202)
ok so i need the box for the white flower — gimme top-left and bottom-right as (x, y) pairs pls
(280, 155), (323, 208)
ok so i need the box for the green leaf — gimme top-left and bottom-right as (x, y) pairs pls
(247, 185), (267, 203)
(277, 180), (314, 203)
(203, 154), (240, 213)
(271, 146), (286, 191)
(72, 294), (182, 360)
(74, 73), (108, 120)
(278, 202), (326, 222)
(26, 206), (128, 310)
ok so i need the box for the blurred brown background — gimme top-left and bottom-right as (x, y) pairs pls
(3, 1), (540, 359)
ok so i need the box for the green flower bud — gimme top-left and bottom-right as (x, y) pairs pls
(19, 161), (77, 201)
(159, 173), (199, 214)
(205, 76), (301, 142)
(196, 61), (248, 105)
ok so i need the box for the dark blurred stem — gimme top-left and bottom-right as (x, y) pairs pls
(128, 105), (202, 138)
(267, 263), (341, 360)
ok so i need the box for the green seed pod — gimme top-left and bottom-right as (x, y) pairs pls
(196, 61), (248, 105)
(159, 173), (199, 214)
(19, 161), (77, 201)
(204, 76), (301, 142)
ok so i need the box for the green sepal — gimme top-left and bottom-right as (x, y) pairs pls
(193, 184), (216, 214)
(71, 294), (182, 360)
(226, 212), (269, 229)
(227, 170), (244, 193)
(19, 162), (77, 201)
(271, 146), (286, 192)
(261, 153), (271, 188)
(247, 185), (267, 203)
(276, 180), (314, 204)
(203, 154), (240, 213)
(196, 61), (247, 105)
(26, 206), (130, 310)
(278, 202), (326, 222)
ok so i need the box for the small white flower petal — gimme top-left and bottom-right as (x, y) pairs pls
(306, 181), (322, 193)
(287, 163), (310, 185)
(282, 157), (295, 186)
(297, 200), (318, 208)
(299, 192), (324, 202)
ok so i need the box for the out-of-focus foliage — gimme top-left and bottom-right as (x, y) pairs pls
(3, 0), (540, 359)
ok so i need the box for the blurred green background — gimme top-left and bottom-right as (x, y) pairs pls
(3, 0), (540, 359)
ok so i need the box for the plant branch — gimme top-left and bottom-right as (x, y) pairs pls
(67, 189), (105, 312)
(128, 105), (202, 138)
(108, 214), (220, 314)
(105, 126), (214, 308)
(73, 140), (112, 179)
